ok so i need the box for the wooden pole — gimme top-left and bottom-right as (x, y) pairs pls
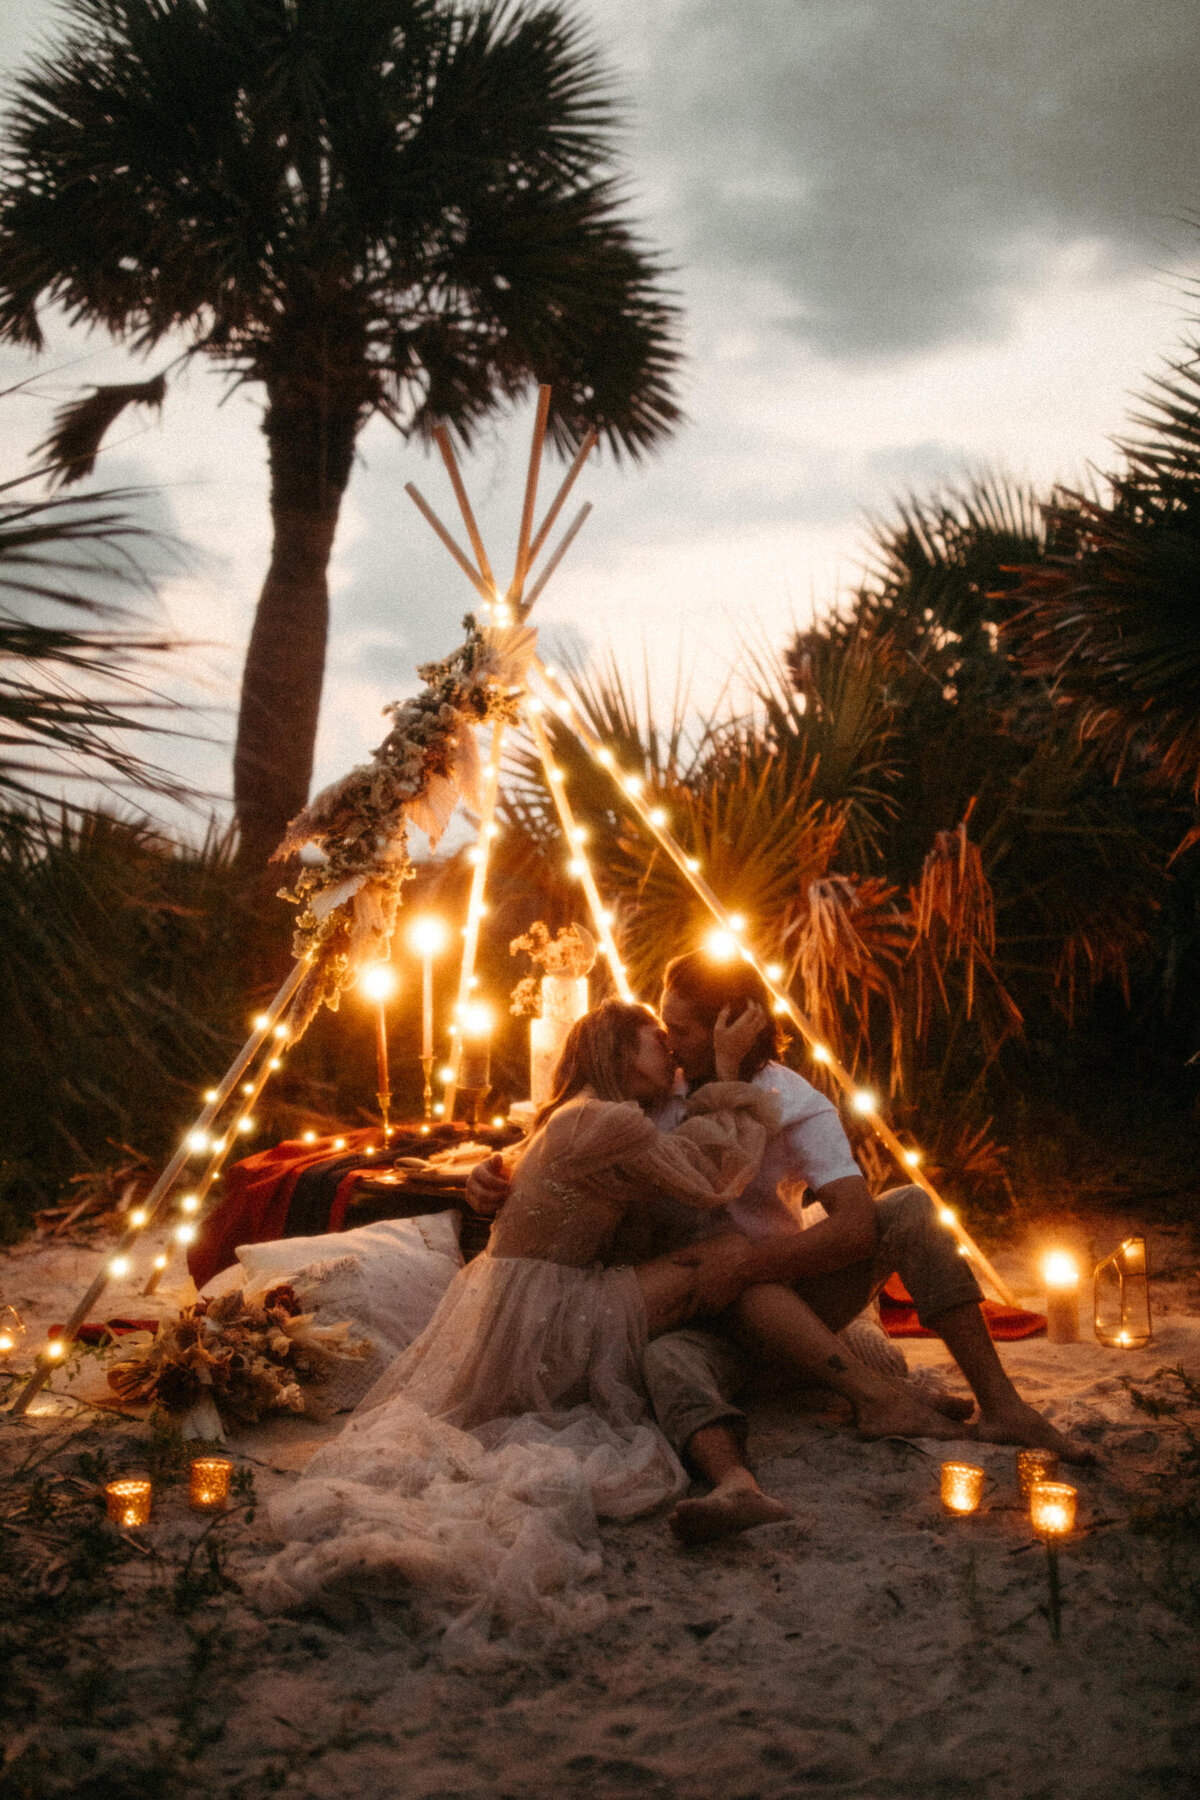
(524, 705), (636, 1003)
(527, 430), (598, 568)
(521, 503), (593, 617)
(404, 483), (493, 605)
(434, 427), (498, 596)
(530, 659), (1017, 1306)
(10, 960), (308, 1415)
(508, 385), (551, 606)
(442, 723), (507, 1121)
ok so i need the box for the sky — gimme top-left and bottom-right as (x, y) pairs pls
(2, 0), (1200, 832)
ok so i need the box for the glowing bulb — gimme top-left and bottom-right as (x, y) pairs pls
(484, 823), (500, 839)
(360, 963), (398, 1002)
(333, 1137), (346, 1150)
(302, 1130), (317, 1144)
(439, 1065), (456, 1082)
(728, 913), (746, 933)
(811, 1044), (831, 1064)
(467, 974), (479, 988)
(478, 903), (490, 917)
(241, 1081), (254, 1096)
(109, 1256), (130, 1278)
(904, 1149), (922, 1168)
(44, 1338), (66, 1360)
(365, 1145), (376, 1156)
(186, 1131), (210, 1154)
(0, 1334), (12, 1353)
(772, 999), (787, 1015)
(203, 1088), (219, 1104)
(180, 1193), (200, 1213)
(527, 695), (544, 713)
(939, 1207), (957, 1226)
(409, 916), (449, 956)
(648, 807), (668, 828)
(238, 1117), (255, 1134)
(765, 963), (783, 982)
(570, 826), (588, 845)
(852, 1089), (877, 1114)
(466, 846), (482, 865)
(273, 1024), (288, 1041)
(684, 857), (700, 873)
(704, 929), (739, 962)
(568, 858), (586, 877)
(175, 1223), (197, 1246)
(268, 1058), (281, 1071)
(491, 1115), (505, 1128)
(433, 1102), (445, 1116)
(548, 766), (564, 782)
(253, 1013), (270, 1030)
(153, 1254), (168, 1271)
(1043, 1252), (1079, 1289)
(129, 1208), (148, 1228)
(622, 773), (643, 795)
(596, 747), (614, 767)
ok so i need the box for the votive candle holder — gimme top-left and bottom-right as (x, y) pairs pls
(188, 1456), (233, 1513)
(940, 1461), (985, 1514)
(1016, 1448), (1060, 1498)
(1030, 1480), (1077, 1539)
(105, 1477), (152, 1529)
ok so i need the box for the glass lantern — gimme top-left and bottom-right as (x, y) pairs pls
(1093, 1235), (1152, 1349)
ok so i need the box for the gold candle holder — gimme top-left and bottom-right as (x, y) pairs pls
(188, 1456), (233, 1512)
(1030, 1480), (1077, 1539)
(940, 1461), (985, 1514)
(105, 1477), (152, 1529)
(1016, 1448), (1060, 1498)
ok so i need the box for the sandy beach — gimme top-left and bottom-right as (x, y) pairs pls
(2, 1213), (1198, 1800)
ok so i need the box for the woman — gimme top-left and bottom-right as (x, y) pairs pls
(256, 1001), (780, 1653)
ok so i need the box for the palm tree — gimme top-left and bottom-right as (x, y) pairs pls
(0, 0), (683, 869)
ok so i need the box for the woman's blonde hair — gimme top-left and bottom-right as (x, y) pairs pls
(533, 999), (657, 1128)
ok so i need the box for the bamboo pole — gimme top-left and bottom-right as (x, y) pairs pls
(9, 960), (308, 1417)
(524, 705), (635, 1003)
(404, 482), (494, 604)
(527, 429), (598, 568)
(434, 426), (498, 596)
(530, 659), (1017, 1307)
(508, 385), (551, 606)
(442, 722), (508, 1121)
(521, 503), (593, 617)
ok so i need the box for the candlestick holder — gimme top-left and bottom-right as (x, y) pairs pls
(106, 1476), (152, 1529)
(1094, 1235), (1152, 1349)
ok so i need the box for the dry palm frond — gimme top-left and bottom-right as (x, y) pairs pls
(33, 374), (168, 489)
(793, 874), (909, 1082)
(908, 812), (1023, 1055)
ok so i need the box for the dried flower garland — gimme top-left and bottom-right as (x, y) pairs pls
(106, 1286), (371, 1426)
(274, 616), (536, 1020)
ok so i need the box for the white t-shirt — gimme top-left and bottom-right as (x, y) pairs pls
(652, 1062), (861, 1241)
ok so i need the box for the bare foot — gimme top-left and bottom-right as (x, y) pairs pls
(975, 1400), (1097, 1465)
(925, 1389), (976, 1422)
(670, 1476), (792, 1546)
(854, 1389), (974, 1443)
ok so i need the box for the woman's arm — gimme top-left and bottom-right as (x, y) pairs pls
(621, 1082), (780, 1210)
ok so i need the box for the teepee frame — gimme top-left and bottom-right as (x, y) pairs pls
(9, 391), (1014, 1419)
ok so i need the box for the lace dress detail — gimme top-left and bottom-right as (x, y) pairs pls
(255, 1085), (777, 1659)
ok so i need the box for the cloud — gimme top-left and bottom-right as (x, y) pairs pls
(642, 0), (1200, 356)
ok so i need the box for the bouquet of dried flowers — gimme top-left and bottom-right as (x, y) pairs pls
(509, 921), (598, 1015)
(106, 1286), (372, 1427)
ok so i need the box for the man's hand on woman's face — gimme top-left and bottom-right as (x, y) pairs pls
(712, 1000), (769, 1082)
(465, 1152), (510, 1216)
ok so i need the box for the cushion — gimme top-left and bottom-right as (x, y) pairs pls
(207, 1214), (464, 1412)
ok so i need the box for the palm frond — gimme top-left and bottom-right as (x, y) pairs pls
(33, 372), (168, 488)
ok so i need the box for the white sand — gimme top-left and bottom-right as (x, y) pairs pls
(2, 1215), (1198, 1799)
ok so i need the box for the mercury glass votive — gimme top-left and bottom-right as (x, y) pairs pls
(188, 1456), (233, 1512)
(1030, 1480), (1077, 1539)
(940, 1461), (985, 1514)
(1016, 1447), (1060, 1498)
(105, 1477), (152, 1529)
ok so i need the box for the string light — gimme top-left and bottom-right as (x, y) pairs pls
(332, 1137), (346, 1150)
(704, 928), (740, 962)
(44, 1338), (66, 1360)
(622, 773), (643, 796)
(253, 1013), (270, 1030)
(203, 1088), (219, 1103)
(596, 747), (614, 767)
(109, 1256), (130, 1278)
(129, 1207), (147, 1228)
(491, 1115), (506, 1128)
(238, 1117), (255, 1134)
(302, 1130), (317, 1144)
(409, 915), (450, 955)
(484, 823), (500, 840)
(852, 1089), (878, 1115)
(241, 1081), (254, 1096)
(433, 1102), (445, 1116)
(153, 1253), (168, 1271)
(360, 963), (398, 1001)
(939, 1207), (957, 1226)
(273, 1024), (289, 1041)
(811, 1045), (831, 1064)
(685, 857), (701, 873)
(268, 1058), (281, 1071)
(186, 1131), (210, 1153)
(765, 964), (784, 982)
(728, 913), (746, 933)
(180, 1193), (200, 1213)
(648, 807), (668, 828)
(466, 846), (483, 865)
(439, 1065), (456, 1082)
(175, 1223), (197, 1245)
(568, 858), (586, 877)
(904, 1149), (922, 1168)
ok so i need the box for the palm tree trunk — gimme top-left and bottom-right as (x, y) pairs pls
(233, 378), (362, 874)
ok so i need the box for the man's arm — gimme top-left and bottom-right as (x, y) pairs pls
(671, 1175), (878, 1310)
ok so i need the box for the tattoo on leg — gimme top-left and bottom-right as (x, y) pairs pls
(827, 1353), (847, 1372)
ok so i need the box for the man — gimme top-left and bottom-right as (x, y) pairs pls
(467, 955), (1085, 1544)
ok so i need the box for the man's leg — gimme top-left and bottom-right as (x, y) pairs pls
(799, 1186), (1092, 1462)
(642, 1327), (792, 1543)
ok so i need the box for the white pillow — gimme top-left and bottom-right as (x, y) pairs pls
(225, 1214), (464, 1411)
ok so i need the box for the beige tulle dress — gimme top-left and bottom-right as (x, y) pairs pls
(256, 1084), (777, 1659)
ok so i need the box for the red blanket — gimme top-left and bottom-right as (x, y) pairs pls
(878, 1273), (1045, 1339)
(187, 1128), (379, 1290)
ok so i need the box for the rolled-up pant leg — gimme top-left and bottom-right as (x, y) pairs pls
(642, 1327), (751, 1463)
(792, 1184), (985, 1332)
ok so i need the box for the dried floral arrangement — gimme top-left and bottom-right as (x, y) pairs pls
(509, 921), (598, 1015)
(275, 617), (536, 1023)
(106, 1286), (371, 1426)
